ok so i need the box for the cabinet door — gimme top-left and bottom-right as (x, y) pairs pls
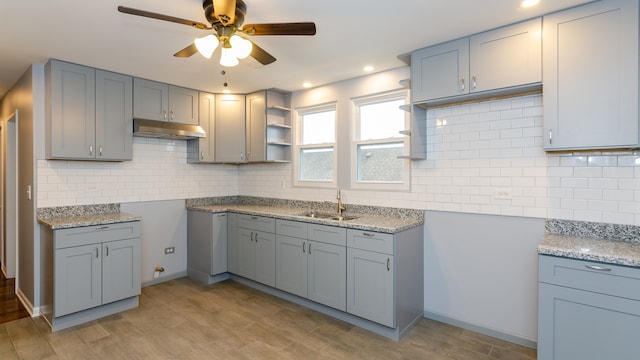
(168, 85), (198, 125)
(254, 231), (276, 287)
(308, 241), (346, 311)
(411, 38), (469, 102)
(133, 78), (169, 121)
(235, 228), (256, 280)
(210, 213), (228, 275)
(95, 70), (133, 161)
(102, 238), (141, 304)
(245, 91), (267, 162)
(189, 92), (215, 162)
(543, 0), (639, 150)
(46, 60), (96, 159)
(470, 18), (541, 93)
(54, 244), (102, 316)
(215, 94), (246, 163)
(347, 248), (394, 327)
(538, 283), (640, 360)
(275, 235), (307, 297)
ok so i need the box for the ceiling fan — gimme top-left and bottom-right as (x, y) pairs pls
(118, 0), (316, 67)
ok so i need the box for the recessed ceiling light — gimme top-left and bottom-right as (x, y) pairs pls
(363, 65), (374, 72)
(521, 0), (540, 8)
(302, 82), (312, 88)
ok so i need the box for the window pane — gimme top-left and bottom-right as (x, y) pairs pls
(299, 147), (333, 181)
(357, 143), (404, 182)
(302, 110), (335, 144)
(359, 99), (405, 140)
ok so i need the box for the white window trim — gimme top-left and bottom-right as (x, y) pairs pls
(293, 102), (338, 188)
(350, 90), (410, 191)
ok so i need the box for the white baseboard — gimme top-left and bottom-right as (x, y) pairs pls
(15, 287), (40, 317)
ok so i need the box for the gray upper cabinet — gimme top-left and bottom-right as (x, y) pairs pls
(187, 92), (216, 163)
(410, 18), (541, 105)
(214, 94), (246, 163)
(246, 90), (292, 163)
(45, 59), (132, 161)
(133, 78), (198, 125)
(543, 0), (639, 150)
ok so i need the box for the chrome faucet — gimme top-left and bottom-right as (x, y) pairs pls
(336, 188), (346, 215)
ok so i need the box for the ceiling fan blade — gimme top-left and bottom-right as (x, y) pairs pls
(174, 43), (199, 58)
(249, 41), (276, 65)
(213, 0), (236, 26)
(242, 23), (316, 36)
(117, 6), (211, 30)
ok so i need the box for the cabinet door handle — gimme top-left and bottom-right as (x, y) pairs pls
(472, 75), (477, 89)
(460, 76), (465, 91)
(362, 232), (375, 237)
(105, 246), (109, 257)
(586, 265), (611, 271)
(89, 145), (93, 155)
(308, 243), (311, 254)
(255, 233), (258, 243)
(170, 110), (174, 120)
(250, 232), (254, 242)
(99, 146), (103, 156)
(163, 110), (167, 120)
(303, 242), (306, 253)
(201, 152), (204, 160)
(95, 247), (99, 258)
(387, 258), (390, 271)
(549, 129), (552, 145)
(217, 214), (226, 218)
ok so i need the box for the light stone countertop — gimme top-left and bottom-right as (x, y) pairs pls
(187, 204), (423, 233)
(538, 219), (640, 268)
(38, 212), (142, 230)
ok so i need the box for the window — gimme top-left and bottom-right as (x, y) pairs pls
(352, 91), (409, 189)
(294, 104), (336, 186)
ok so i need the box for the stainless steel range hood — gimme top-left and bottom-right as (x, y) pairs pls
(133, 119), (206, 140)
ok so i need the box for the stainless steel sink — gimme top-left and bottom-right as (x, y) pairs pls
(300, 211), (334, 219)
(299, 212), (357, 221)
(330, 215), (357, 221)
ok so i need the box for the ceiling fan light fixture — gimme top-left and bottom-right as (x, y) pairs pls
(229, 35), (253, 59)
(220, 46), (240, 67)
(195, 35), (219, 58)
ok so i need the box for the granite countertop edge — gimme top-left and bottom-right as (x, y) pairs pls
(187, 204), (423, 233)
(538, 233), (640, 268)
(38, 212), (142, 230)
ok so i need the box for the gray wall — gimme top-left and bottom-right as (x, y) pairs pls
(0, 65), (40, 312)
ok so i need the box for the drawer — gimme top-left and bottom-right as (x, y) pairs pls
(308, 224), (346, 247)
(54, 221), (141, 249)
(539, 255), (640, 301)
(237, 214), (275, 233)
(347, 229), (394, 255)
(276, 219), (308, 239)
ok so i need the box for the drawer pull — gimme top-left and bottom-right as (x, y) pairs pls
(96, 226), (109, 230)
(586, 265), (612, 271)
(362, 233), (375, 237)
(250, 216), (258, 220)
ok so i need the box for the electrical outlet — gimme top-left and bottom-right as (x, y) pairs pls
(164, 247), (175, 254)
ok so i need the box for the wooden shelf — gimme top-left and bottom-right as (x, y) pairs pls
(267, 141), (292, 146)
(267, 123), (291, 129)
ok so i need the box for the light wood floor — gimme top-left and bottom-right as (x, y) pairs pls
(0, 278), (536, 359)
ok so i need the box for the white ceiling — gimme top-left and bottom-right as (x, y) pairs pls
(0, 0), (592, 99)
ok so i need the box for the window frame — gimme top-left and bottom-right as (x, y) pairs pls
(293, 102), (338, 188)
(350, 90), (410, 191)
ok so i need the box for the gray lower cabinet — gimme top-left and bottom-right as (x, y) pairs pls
(543, 0), (639, 150)
(347, 231), (394, 327)
(42, 221), (141, 330)
(235, 215), (276, 287)
(187, 210), (227, 283)
(275, 220), (347, 311)
(537, 255), (640, 360)
(45, 59), (133, 161)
